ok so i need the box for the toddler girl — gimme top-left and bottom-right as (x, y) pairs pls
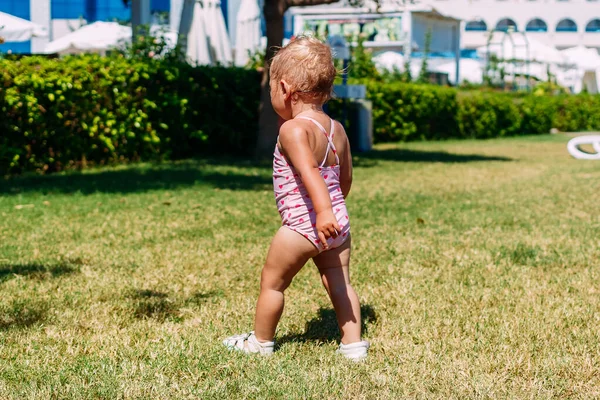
(223, 36), (369, 361)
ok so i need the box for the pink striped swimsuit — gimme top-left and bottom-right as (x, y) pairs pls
(273, 116), (350, 252)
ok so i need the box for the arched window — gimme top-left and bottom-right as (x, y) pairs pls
(586, 19), (600, 32)
(526, 19), (548, 32)
(556, 19), (578, 32)
(465, 20), (487, 32)
(496, 18), (518, 32)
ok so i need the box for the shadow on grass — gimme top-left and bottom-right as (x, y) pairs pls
(184, 290), (225, 306)
(353, 148), (512, 167)
(1, 158), (272, 196)
(128, 289), (177, 322)
(277, 304), (377, 346)
(0, 299), (49, 330)
(0, 262), (79, 283)
(128, 288), (223, 322)
(1, 149), (512, 196)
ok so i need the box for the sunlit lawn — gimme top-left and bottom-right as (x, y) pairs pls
(1, 134), (599, 399)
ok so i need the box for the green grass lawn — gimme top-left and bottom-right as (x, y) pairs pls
(1, 134), (599, 399)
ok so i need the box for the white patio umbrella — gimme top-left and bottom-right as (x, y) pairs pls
(148, 25), (178, 50)
(45, 22), (177, 55)
(497, 62), (552, 82)
(44, 22), (130, 54)
(432, 59), (484, 84)
(557, 47), (600, 94)
(205, 0), (233, 65)
(561, 46), (600, 71)
(234, 0), (261, 66)
(179, 0), (212, 65)
(373, 51), (405, 71)
(0, 11), (47, 42)
(477, 34), (567, 65)
(373, 51), (421, 78)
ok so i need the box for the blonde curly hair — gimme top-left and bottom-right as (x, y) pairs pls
(269, 36), (337, 103)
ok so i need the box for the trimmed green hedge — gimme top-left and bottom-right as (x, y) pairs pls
(367, 82), (459, 141)
(350, 82), (600, 143)
(456, 92), (521, 139)
(0, 55), (260, 174)
(3, 53), (600, 175)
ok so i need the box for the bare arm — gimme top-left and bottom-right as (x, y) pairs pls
(339, 133), (353, 198)
(279, 121), (340, 248)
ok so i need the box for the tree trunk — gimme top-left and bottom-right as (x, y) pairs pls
(255, 0), (341, 159)
(255, 0), (286, 159)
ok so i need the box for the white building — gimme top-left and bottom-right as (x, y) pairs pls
(287, 1), (462, 82)
(288, 1), (461, 55)
(430, 0), (600, 52)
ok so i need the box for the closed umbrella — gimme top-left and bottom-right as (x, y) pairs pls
(179, 0), (212, 65)
(234, 0), (261, 66)
(205, 0), (233, 65)
(0, 11), (47, 42)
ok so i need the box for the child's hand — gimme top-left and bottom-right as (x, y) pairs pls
(316, 210), (341, 250)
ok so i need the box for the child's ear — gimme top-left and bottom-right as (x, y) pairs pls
(280, 80), (292, 101)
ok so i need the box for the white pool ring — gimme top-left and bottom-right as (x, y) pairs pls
(567, 135), (600, 160)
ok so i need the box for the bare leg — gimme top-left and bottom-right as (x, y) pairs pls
(312, 235), (362, 345)
(254, 227), (319, 342)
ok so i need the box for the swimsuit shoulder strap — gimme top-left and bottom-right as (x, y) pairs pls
(297, 116), (339, 166)
(328, 119), (340, 165)
(297, 116), (328, 135)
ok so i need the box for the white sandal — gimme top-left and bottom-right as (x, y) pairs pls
(223, 331), (275, 356)
(337, 340), (370, 361)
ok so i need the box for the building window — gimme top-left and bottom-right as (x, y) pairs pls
(586, 19), (600, 32)
(152, 0), (170, 12)
(0, 0), (30, 19)
(0, 0), (31, 54)
(465, 20), (487, 32)
(52, 0), (86, 19)
(0, 40), (31, 53)
(88, 0), (130, 22)
(48, 0), (169, 23)
(556, 19), (578, 32)
(496, 18), (518, 32)
(525, 18), (548, 32)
